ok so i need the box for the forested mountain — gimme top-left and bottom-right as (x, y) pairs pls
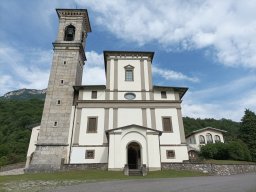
(0, 89), (241, 166)
(183, 117), (240, 141)
(0, 99), (44, 166)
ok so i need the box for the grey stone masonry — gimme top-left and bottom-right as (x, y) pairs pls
(162, 163), (256, 176)
(27, 9), (91, 172)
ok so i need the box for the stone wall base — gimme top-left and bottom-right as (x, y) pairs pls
(61, 163), (108, 171)
(162, 163), (256, 176)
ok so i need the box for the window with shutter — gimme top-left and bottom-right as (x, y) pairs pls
(162, 117), (173, 132)
(87, 117), (97, 133)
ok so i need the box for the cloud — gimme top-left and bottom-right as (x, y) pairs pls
(76, 0), (256, 68)
(152, 66), (199, 82)
(182, 75), (256, 121)
(0, 43), (51, 95)
(83, 51), (106, 85)
(0, 43), (106, 95)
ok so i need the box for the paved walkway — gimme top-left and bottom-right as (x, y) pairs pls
(48, 173), (256, 192)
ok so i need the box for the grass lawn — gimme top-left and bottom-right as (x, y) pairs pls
(203, 159), (256, 165)
(0, 170), (206, 191)
(0, 169), (206, 182)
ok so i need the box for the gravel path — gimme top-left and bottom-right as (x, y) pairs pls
(0, 168), (24, 176)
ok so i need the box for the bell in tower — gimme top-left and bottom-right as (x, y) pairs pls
(64, 25), (76, 41)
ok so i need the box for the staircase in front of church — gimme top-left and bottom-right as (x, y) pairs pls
(128, 169), (143, 176)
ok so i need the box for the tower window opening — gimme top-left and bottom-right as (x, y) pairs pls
(64, 25), (75, 41)
(54, 121), (58, 127)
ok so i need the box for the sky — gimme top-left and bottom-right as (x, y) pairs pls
(0, 0), (256, 121)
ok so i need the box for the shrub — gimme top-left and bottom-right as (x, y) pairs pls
(200, 140), (251, 161)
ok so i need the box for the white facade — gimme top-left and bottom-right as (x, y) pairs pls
(186, 127), (226, 159)
(27, 51), (189, 171)
(25, 126), (40, 168)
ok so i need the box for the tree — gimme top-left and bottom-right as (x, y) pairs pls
(239, 109), (256, 161)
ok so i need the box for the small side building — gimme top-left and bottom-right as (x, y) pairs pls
(186, 127), (227, 160)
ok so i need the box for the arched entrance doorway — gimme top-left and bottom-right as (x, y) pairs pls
(127, 142), (141, 169)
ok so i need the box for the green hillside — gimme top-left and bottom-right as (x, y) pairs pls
(183, 117), (240, 141)
(0, 99), (44, 166)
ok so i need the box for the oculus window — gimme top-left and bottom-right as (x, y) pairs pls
(124, 92), (136, 100)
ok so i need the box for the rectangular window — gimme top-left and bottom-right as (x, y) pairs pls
(91, 91), (97, 99)
(166, 150), (175, 159)
(85, 150), (95, 159)
(87, 117), (97, 133)
(161, 91), (167, 98)
(125, 69), (134, 81)
(162, 117), (173, 132)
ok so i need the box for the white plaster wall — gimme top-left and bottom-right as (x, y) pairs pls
(79, 108), (105, 145)
(154, 90), (175, 100)
(143, 60), (149, 91)
(117, 59), (142, 91)
(155, 108), (181, 144)
(26, 126), (40, 157)
(25, 126), (40, 168)
(160, 146), (189, 162)
(118, 108), (143, 127)
(108, 132), (123, 169)
(82, 90), (105, 100)
(109, 59), (114, 90)
(67, 106), (75, 162)
(108, 108), (113, 130)
(146, 134), (161, 170)
(70, 147), (108, 163)
(146, 108), (151, 128)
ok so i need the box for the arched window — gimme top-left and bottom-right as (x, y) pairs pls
(206, 133), (213, 143)
(214, 135), (221, 142)
(199, 135), (205, 144)
(64, 25), (75, 41)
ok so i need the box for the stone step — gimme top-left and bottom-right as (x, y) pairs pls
(129, 169), (142, 176)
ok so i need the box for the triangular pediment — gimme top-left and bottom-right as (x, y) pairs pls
(124, 65), (134, 69)
(106, 124), (162, 135)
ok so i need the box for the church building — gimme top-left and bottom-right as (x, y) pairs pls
(26, 9), (189, 173)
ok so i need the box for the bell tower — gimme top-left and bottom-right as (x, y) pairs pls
(27, 9), (91, 171)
